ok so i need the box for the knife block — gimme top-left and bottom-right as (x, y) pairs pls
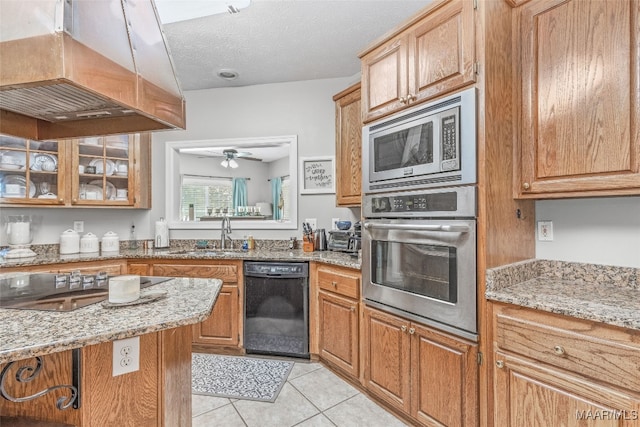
(302, 234), (315, 252)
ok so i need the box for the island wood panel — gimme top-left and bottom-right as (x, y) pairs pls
(159, 325), (193, 427)
(0, 350), (82, 426)
(151, 263), (238, 282)
(127, 262), (150, 276)
(82, 333), (160, 426)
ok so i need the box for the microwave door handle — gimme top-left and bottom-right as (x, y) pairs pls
(363, 222), (470, 233)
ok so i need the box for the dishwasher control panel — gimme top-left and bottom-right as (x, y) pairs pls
(244, 262), (308, 278)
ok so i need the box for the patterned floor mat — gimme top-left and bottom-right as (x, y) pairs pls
(192, 353), (293, 402)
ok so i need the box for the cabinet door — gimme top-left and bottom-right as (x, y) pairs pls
(494, 352), (640, 427)
(334, 84), (362, 206)
(0, 136), (67, 206)
(193, 284), (239, 347)
(127, 263), (150, 276)
(408, 0), (476, 105)
(363, 306), (411, 413)
(318, 291), (359, 378)
(515, 0), (640, 198)
(361, 35), (409, 123)
(411, 322), (478, 427)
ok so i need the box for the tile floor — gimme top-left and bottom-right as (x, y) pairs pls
(192, 360), (410, 427)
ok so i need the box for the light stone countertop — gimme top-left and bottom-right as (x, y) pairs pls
(486, 259), (639, 331)
(0, 277), (222, 364)
(0, 246), (361, 271)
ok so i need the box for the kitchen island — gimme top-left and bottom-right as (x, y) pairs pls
(0, 276), (222, 426)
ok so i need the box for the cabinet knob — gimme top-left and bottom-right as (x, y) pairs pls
(407, 94), (416, 102)
(331, 281), (337, 287)
(496, 360), (505, 369)
(58, 198), (64, 203)
(401, 325), (407, 332)
(553, 345), (566, 356)
(350, 307), (355, 312)
(72, 198), (78, 203)
(522, 182), (530, 190)
(399, 96), (407, 104)
(409, 327), (415, 335)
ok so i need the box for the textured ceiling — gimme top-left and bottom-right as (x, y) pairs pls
(161, 0), (434, 91)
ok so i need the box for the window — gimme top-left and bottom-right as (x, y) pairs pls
(180, 175), (232, 220)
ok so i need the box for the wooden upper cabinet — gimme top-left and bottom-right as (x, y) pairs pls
(360, 0), (476, 123)
(333, 83), (362, 206)
(514, 0), (640, 198)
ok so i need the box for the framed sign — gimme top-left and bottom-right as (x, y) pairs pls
(300, 156), (335, 194)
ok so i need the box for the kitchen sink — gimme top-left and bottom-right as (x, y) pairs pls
(169, 250), (242, 256)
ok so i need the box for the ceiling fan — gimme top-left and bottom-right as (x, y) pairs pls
(219, 149), (261, 168)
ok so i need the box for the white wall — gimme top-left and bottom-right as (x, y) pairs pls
(0, 76), (361, 246)
(535, 197), (640, 268)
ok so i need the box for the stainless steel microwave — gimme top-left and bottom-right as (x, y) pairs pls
(362, 87), (476, 193)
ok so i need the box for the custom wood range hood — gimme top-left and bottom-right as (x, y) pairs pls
(0, 0), (186, 140)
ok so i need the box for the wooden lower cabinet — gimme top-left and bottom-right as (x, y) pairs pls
(363, 305), (478, 426)
(1, 260), (126, 275)
(491, 302), (640, 427)
(135, 260), (242, 351)
(313, 263), (361, 379)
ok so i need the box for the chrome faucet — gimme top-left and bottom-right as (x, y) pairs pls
(221, 216), (233, 249)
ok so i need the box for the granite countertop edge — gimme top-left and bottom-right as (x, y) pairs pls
(486, 259), (640, 331)
(0, 248), (361, 270)
(0, 277), (222, 364)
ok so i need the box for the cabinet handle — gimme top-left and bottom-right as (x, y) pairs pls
(401, 325), (407, 332)
(496, 360), (504, 369)
(409, 327), (415, 335)
(553, 345), (566, 356)
(522, 182), (530, 190)
(331, 281), (337, 288)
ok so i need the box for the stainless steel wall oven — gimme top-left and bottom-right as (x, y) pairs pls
(362, 184), (477, 341)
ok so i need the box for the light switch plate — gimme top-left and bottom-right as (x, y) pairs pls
(331, 218), (340, 230)
(113, 336), (140, 377)
(73, 221), (84, 233)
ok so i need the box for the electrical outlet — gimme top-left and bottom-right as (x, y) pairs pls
(331, 217), (340, 231)
(113, 336), (140, 377)
(73, 221), (84, 233)
(304, 218), (317, 230)
(537, 221), (554, 241)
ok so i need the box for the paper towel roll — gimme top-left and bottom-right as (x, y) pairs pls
(109, 275), (141, 303)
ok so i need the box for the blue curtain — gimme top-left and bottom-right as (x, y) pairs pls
(271, 177), (282, 220)
(232, 178), (248, 213)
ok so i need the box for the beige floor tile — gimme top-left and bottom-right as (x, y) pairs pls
(192, 394), (233, 417)
(294, 413), (338, 427)
(193, 402), (247, 427)
(289, 361), (323, 380)
(289, 366), (359, 411)
(233, 382), (320, 427)
(323, 394), (409, 427)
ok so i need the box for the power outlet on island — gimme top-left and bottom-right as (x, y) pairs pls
(113, 336), (140, 377)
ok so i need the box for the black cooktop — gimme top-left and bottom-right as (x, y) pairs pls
(0, 273), (172, 312)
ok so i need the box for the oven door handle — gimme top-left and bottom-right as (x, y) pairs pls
(363, 222), (470, 233)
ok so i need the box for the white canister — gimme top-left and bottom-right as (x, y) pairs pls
(59, 229), (80, 254)
(101, 231), (120, 253)
(108, 275), (140, 303)
(80, 232), (99, 253)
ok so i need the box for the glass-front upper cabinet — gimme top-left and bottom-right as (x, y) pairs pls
(73, 135), (132, 205)
(0, 133), (150, 208)
(0, 134), (66, 205)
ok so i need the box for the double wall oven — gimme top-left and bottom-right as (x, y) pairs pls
(361, 88), (478, 341)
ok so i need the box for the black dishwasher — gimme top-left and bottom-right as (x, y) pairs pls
(244, 261), (309, 358)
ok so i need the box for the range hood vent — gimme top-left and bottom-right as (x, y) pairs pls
(0, 0), (186, 140)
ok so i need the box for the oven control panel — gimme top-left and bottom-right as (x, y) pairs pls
(363, 186), (476, 218)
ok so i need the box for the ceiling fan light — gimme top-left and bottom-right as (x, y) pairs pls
(229, 159), (239, 168)
(221, 159), (229, 168)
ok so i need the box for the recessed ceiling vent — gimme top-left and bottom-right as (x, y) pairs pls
(0, 0), (186, 140)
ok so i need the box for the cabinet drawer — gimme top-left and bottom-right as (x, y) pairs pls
(153, 264), (238, 283)
(495, 306), (640, 392)
(317, 267), (360, 299)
